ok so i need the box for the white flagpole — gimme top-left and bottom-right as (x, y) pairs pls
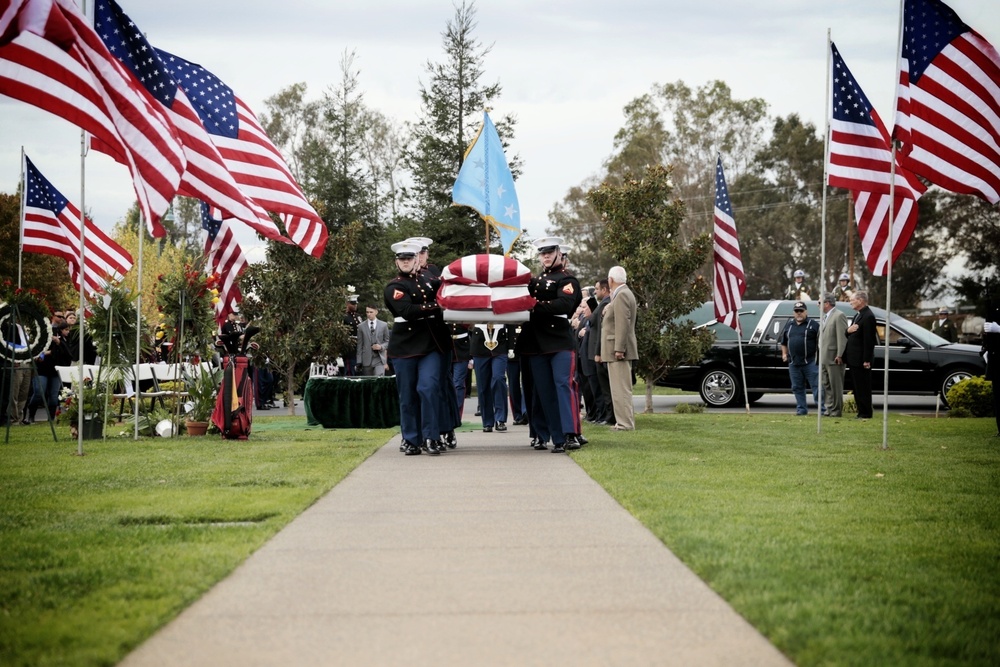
(133, 220), (144, 440)
(18, 147), (25, 289)
(880, 0), (907, 451)
(818, 29), (833, 434)
(76, 127), (87, 456)
(737, 326), (750, 414)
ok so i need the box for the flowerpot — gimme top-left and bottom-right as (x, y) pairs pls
(81, 418), (103, 440)
(185, 420), (209, 436)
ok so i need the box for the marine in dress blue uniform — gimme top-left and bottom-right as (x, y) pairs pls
(470, 323), (509, 432)
(410, 236), (458, 449)
(384, 241), (450, 456)
(516, 237), (582, 453)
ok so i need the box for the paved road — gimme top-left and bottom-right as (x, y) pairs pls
(120, 426), (793, 667)
(276, 391), (944, 420)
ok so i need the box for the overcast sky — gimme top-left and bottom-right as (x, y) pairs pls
(1, 0), (997, 262)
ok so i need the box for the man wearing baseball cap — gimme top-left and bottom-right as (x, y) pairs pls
(780, 301), (820, 416)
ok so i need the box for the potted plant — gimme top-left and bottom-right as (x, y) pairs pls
(182, 365), (220, 436)
(58, 379), (112, 439)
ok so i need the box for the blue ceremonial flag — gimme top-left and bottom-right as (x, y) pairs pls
(452, 111), (521, 255)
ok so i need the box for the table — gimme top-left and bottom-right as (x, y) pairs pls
(304, 376), (399, 429)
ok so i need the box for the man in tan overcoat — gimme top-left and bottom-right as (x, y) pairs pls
(601, 266), (638, 431)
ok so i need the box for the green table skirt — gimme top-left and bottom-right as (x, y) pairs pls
(304, 376), (400, 429)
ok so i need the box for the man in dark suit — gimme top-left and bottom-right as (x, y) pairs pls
(590, 279), (614, 425)
(341, 295), (362, 376)
(845, 290), (878, 419)
(356, 305), (390, 376)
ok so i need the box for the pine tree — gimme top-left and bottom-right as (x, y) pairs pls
(404, 0), (518, 263)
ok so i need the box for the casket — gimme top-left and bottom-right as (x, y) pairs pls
(438, 254), (536, 323)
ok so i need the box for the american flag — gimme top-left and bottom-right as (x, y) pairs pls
(712, 156), (746, 333)
(0, 0), (184, 237)
(895, 0), (1000, 204)
(92, 0), (288, 246)
(22, 154), (133, 296)
(828, 43), (926, 277)
(201, 202), (247, 325)
(157, 49), (328, 258)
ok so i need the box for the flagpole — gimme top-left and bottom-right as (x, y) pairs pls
(75, 127), (87, 456)
(882, 149), (897, 452)
(818, 29), (833, 434)
(737, 327), (750, 415)
(133, 225), (143, 440)
(18, 147), (26, 288)
(879, 0), (907, 452)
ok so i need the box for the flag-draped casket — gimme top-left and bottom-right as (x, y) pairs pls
(438, 254), (536, 323)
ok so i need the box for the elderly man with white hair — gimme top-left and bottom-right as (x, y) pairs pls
(601, 266), (638, 431)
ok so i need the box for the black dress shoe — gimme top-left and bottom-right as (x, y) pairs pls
(551, 444), (566, 453)
(483, 425), (493, 433)
(474, 409), (481, 416)
(494, 422), (507, 432)
(423, 439), (442, 455)
(532, 439), (548, 450)
(575, 433), (588, 445)
(565, 436), (581, 451)
(403, 441), (422, 455)
(513, 416), (528, 426)
(443, 431), (457, 448)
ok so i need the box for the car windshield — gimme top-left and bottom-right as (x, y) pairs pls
(886, 314), (952, 348)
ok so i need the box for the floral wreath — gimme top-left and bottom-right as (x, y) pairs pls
(0, 303), (51, 363)
(0, 283), (53, 364)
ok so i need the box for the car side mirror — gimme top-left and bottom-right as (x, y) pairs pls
(897, 337), (913, 349)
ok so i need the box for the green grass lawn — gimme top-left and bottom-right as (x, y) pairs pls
(2, 413), (998, 666)
(573, 413), (1000, 667)
(0, 418), (391, 667)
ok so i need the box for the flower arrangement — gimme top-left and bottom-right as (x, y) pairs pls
(87, 282), (151, 365)
(0, 279), (53, 363)
(155, 260), (221, 362)
(58, 379), (113, 429)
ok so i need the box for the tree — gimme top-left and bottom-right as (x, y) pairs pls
(546, 177), (613, 286)
(258, 82), (321, 188)
(113, 204), (189, 328)
(404, 0), (518, 263)
(936, 190), (1000, 285)
(608, 80), (770, 240)
(587, 165), (714, 412)
(239, 221), (363, 414)
(729, 114), (849, 298)
(552, 80), (769, 281)
(0, 192), (76, 308)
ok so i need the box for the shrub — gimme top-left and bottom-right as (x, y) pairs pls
(843, 396), (857, 414)
(945, 376), (993, 417)
(675, 402), (705, 414)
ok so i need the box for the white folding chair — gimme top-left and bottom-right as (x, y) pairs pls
(152, 363), (188, 399)
(134, 363), (170, 411)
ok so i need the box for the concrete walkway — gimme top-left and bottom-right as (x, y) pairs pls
(120, 425), (792, 667)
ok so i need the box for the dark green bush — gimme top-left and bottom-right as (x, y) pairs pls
(946, 376), (994, 417)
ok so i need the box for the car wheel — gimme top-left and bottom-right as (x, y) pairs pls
(940, 368), (975, 407)
(745, 392), (764, 405)
(699, 369), (740, 408)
